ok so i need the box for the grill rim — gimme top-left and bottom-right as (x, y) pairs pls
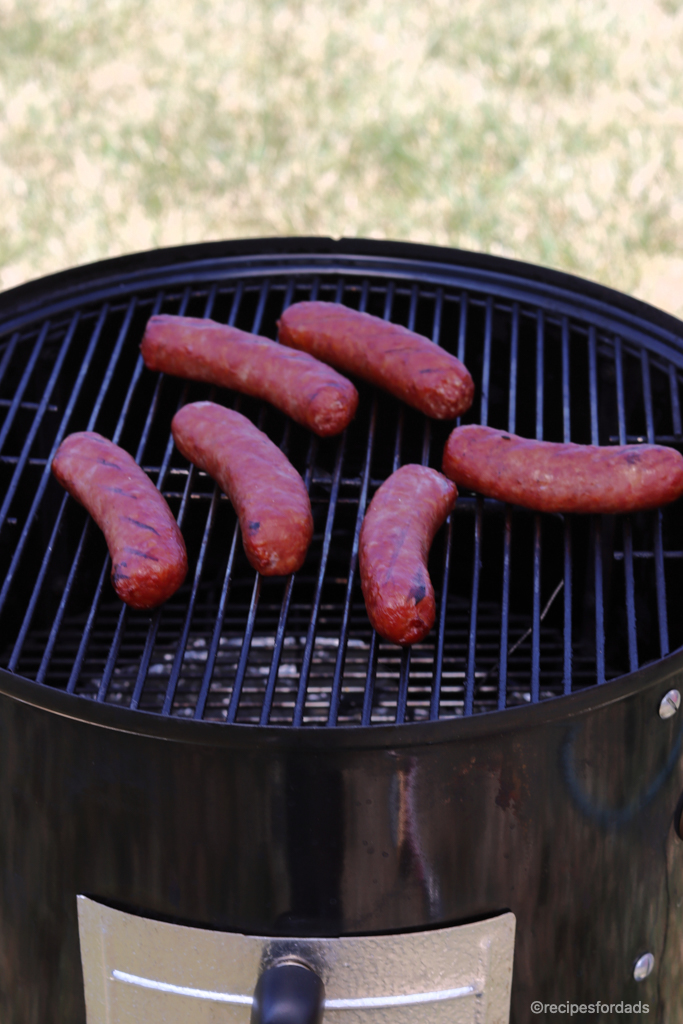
(3, 236), (683, 368)
(2, 644), (680, 748)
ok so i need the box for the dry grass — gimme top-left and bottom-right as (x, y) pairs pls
(2, 0), (683, 314)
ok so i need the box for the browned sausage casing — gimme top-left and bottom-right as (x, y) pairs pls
(277, 301), (475, 419)
(171, 402), (313, 575)
(442, 424), (683, 514)
(141, 314), (358, 437)
(51, 432), (188, 609)
(359, 465), (457, 646)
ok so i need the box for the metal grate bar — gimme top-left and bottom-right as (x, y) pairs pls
(641, 349), (669, 657)
(431, 514), (453, 719)
(498, 510), (512, 709)
(293, 433), (346, 726)
(455, 292), (468, 427)
(464, 292), (495, 715)
(0, 306), (108, 619)
(259, 576), (296, 726)
(66, 556), (110, 693)
(354, 283), (396, 723)
(395, 648), (411, 724)
(562, 316), (573, 693)
(222, 279), (290, 721)
(530, 312), (545, 702)
(464, 498), (482, 716)
(252, 279), (270, 335)
(480, 296), (493, 427)
(498, 303), (520, 708)
(254, 278), (322, 724)
(614, 338), (638, 673)
(257, 435), (318, 723)
(588, 327), (606, 683)
(226, 574), (262, 723)
(327, 414), (377, 725)
(389, 284), (421, 722)
(97, 605), (128, 702)
(0, 323), (50, 456)
(508, 303), (519, 434)
(669, 364), (682, 436)
(361, 631), (379, 726)
(194, 524), (240, 720)
(535, 311), (544, 440)
(162, 482), (219, 716)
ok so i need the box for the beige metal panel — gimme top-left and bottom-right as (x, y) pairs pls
(78, 895), (515, 1024)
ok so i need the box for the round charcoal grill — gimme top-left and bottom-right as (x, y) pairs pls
(2, 238), (683, 1023)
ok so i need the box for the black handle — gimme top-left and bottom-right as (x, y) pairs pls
(250, 962), (325, 1024)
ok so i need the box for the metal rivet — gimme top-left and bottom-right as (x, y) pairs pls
(659, 689), (681, 720)
(633, 953), (655, 981)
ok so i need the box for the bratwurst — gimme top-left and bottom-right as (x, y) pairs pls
(277, 301), (475, 419)
(51, 432), (188, 609)
(442, 425), (683, 514)
(171, 402), (313, 575)
(359, 465), (457, 646)
(141, 314), (358, 437)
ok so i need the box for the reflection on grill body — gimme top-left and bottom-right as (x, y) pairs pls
(1, 258), (683, 725)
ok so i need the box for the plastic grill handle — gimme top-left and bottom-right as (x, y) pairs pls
(250, 963), (325, 1024)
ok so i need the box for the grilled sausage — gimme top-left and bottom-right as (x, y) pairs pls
(171, 402), (313, 575)
(51, 432), (188, 609)
(442, 424), (683, 514)
(141, 314), (358, 437)
(277, 301), (475, 419)
(359, 465), (457, 646)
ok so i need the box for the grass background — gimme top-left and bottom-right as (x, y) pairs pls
(2, 0), (683, 314)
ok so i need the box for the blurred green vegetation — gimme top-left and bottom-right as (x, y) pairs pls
(1, 0), (683, 312)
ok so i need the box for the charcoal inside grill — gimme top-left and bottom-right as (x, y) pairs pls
(1, 256), (683, 725)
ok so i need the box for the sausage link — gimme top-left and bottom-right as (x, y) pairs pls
(359, 465), (457, 646)
(141, 314), (358, 437)
(277, 301), (474, 419)
(171, 402), (313, 575)
(442, 425), (683, 514)
(51, 433), (188, 609)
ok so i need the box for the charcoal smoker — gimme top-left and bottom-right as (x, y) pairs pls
(0, 238), (682, 1024)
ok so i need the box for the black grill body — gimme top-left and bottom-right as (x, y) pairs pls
(1, 238), (683, 1022)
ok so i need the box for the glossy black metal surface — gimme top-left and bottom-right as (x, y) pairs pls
(1, 658), (683, 1022)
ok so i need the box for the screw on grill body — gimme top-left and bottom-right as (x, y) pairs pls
(659, 689), (681, 719)
(633, 953), (655, 982)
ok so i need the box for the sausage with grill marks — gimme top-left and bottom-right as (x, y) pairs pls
(171, 402), (313, 576)
(51, 432), (188, 609)
(277, 301), (475, 419)
(359, 465), (458, 646)
(141, 314), (359, 437)
(442, 424), (683, 514)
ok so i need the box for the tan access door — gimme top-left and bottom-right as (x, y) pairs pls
(78, 895), (515, 1024)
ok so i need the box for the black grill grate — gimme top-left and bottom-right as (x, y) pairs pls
(1, 246), (683, 726)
